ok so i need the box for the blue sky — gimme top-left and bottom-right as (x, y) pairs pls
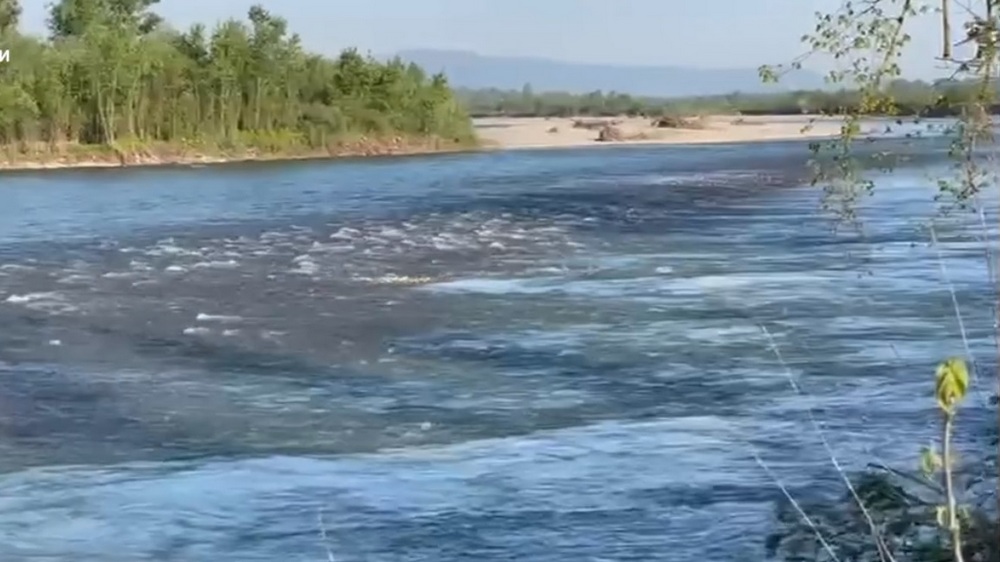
(19, 0), (952, 78)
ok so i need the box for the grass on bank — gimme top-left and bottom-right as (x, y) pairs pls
(0, 129), (481, 169)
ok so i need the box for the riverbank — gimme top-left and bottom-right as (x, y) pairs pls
(0, 115), (849, 172)
(474, 114), (844, 150)
(0, 135), (477, 172)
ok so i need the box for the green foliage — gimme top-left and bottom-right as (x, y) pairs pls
(760, 2), (998, 561)
(0, 0), (20, 34)
(935, 358), (969, 414)
(455, 79), (991, 119)
(768, 468), (998, 562)
(767, 360), (997, 562)
(0, 0), (474, 159)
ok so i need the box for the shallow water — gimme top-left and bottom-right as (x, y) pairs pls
(0, 137), (994, 561)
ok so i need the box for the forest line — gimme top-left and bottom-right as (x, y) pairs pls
(0, 0), (476, 166)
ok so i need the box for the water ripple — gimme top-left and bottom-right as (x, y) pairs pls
(0, 139), (993, 561)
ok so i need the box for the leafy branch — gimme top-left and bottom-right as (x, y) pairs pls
(759, 1), (999, 561)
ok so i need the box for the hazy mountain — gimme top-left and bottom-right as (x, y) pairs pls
(395, 49), (826, 97)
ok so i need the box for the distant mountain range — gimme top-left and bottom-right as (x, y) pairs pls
(394, 49), (826, 98)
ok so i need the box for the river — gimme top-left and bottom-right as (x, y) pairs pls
(0, 136), (994, 561)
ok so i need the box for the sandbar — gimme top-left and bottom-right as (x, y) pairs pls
(473, 115), (844, 150)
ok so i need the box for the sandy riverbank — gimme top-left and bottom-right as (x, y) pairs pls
(0, 116), (847, 172)
(473, 115), (844, 150)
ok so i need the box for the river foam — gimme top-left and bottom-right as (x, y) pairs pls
(0, 138), (992, 561)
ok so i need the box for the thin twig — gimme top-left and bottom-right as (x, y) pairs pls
(760, 325), (898, 562)
(735, 428), (843, 562)
(944, 0), (953, 59)
(929, 223), (982, 396)
(942, 410), (966, 562)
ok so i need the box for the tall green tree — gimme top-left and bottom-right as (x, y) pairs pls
(0, 2), (474, 159)
(0, 0), (20, 35)
(48, 0), (161, 38)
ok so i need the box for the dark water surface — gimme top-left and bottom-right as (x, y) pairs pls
(0, 139), (994, 561)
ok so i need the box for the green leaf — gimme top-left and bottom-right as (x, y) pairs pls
(934, 357), (969, 412)
(935, 505), (948, 528)
(919, 446), (942, 477)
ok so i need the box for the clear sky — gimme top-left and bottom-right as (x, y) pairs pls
(19, 0), (953, 79)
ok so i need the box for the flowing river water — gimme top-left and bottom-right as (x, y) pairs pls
(0, 136), (994, 561)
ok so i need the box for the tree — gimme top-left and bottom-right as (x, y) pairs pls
(0, 2), (475, 162)
(453, 80), (989, 119)
(760, 2), (999, 561)
(0, 0), (20, 35)
(48, 0), (161, 38)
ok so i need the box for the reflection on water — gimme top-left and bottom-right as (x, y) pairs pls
(0, 137), (994, 561)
